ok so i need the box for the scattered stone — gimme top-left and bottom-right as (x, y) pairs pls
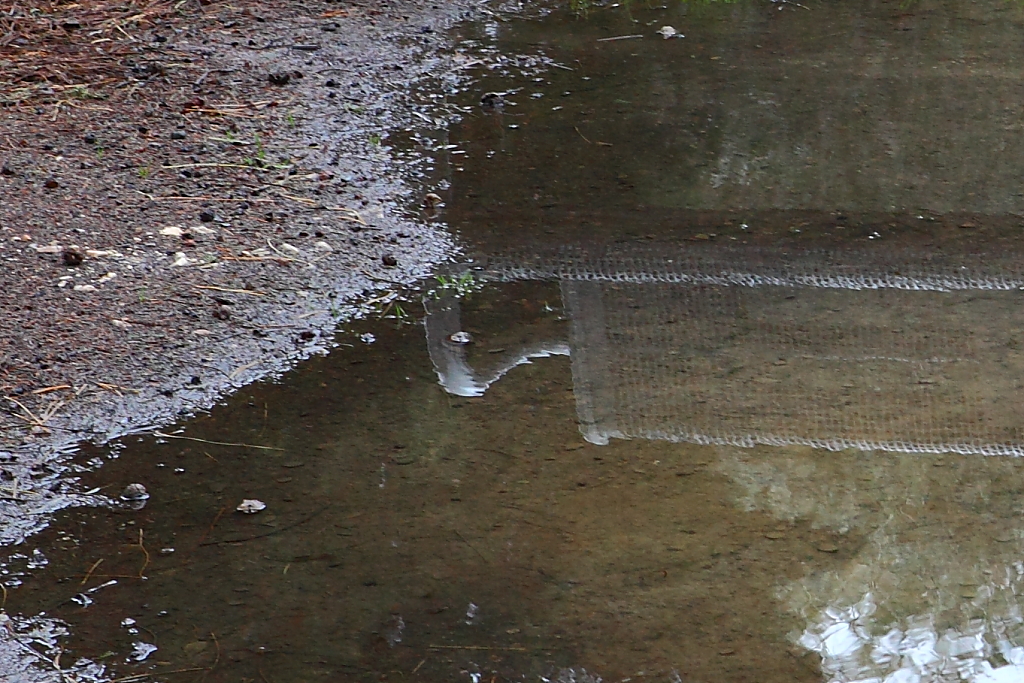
(160, 226), (184, 237)
(212, 305), (231, 321)
(171, 130), (187, 140)
(199, 209), (215, 222)
(43, 178), (59, 189)
(424, 192), (443, 209)
(121, 483), (150, 501)
(658, 25), (681, 39)
(62, 247), (84, 266)
(73, 284), (97, 292)
(83, 134), (97, 144)
(816, 543), (839, 553)
(448, 331), (472, 344)
(171, 252), (193, 267)
(381, 253), (398, 267)
(268, 72), (291, 86)
(236, 499), (266, 514)
(0, 164), (14, 176)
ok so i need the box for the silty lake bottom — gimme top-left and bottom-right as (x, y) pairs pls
(12, 1), (1024, 682)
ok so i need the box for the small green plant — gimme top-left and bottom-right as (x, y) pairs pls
(95, 147), (104, 160)
(138, 166), (150, 178)
(254, 132), (265, 160)
(390, 302), (413, 326)
(369, 133), (382, 146)
(286, 113), (297, 128)
(65, 85), (105, 100)
(434, 271), (478, 298)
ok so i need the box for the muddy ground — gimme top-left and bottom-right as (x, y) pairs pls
(0, 0), (511, 531)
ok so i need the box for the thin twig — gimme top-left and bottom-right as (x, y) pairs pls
(200, 507), (329, 546)
(596, 34), (643, 42)
(153, 431), (284, 450)
(194, 285), (266, 296)
(30, 385), (71, 395)
(108, 667), (205, 682)
(80, 559), (103, 586)
(136, 529), (150, 578)
(428, 644), (527, 652)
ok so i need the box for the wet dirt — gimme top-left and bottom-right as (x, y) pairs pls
(10, 0), (1024, 681)
(0, 0), (493, 560)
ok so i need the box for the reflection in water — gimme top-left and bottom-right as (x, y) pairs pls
(431, 244), (1024, 455)
(427, 243), (1024, 682)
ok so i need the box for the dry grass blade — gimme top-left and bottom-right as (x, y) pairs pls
(0, 0), (181, 101)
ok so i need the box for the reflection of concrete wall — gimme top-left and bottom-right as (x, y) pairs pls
(431, 246), (1024, 456)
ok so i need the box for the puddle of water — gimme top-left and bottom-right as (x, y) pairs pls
(13, 1), (1024, 682)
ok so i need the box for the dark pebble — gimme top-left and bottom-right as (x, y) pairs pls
(1, 164), (14, 176)
(268, 72), (291, 86)
(43, 178), (59, 189)
(199, 209), (215, 222)
(325, 79), (338, 88)
(171, 130), (187, 140)
(213, 305), (231, 321)
(381, 253), (398, 267)
(83, 134), (96, 144)
(480, 92), (504, 108)
(62, 248), (84, 267)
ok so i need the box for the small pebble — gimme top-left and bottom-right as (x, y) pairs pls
(170, 130), (187, 140)
(44, 178), (59, 189)
(121, 483), (150, 501)
(236, 499), (266, 514)
(62, 247), (84, 267)
(83, 134), (97, 144)
(381, 253), (398, 267)
(199, 209), (215, 222)
(268, 72), (291, 86)
(480, 92), (504, 108)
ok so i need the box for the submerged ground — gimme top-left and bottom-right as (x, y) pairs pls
(8, 0), (1024, 681)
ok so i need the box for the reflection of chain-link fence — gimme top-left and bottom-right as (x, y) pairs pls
(440, 245), (1024, 455)
(481, 244), (1024, 292)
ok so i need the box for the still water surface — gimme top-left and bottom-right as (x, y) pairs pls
(11, 1), (1024, 682)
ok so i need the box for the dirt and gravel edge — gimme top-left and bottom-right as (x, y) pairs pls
(0, 0), (506, 528)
